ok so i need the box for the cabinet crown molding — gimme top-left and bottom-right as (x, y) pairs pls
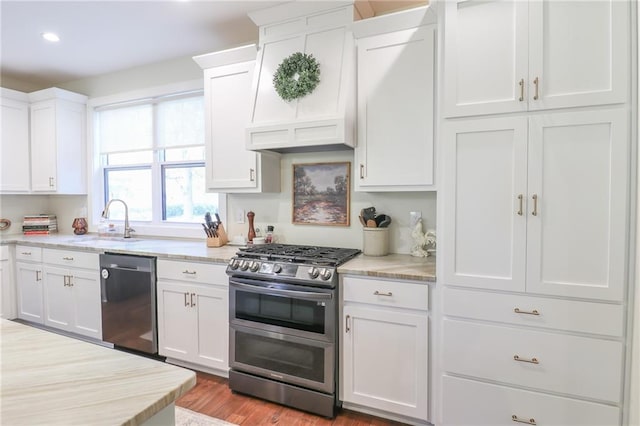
(28, 87), (87, 103)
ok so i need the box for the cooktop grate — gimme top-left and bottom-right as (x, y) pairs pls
(237, 244), (360, 266)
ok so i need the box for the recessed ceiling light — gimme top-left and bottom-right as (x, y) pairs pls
(41, 32), (60, 42)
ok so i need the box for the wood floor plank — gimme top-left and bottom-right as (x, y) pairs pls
(175, 371), (406, 426)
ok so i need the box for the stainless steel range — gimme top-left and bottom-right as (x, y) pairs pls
(226, 244), (360, 418)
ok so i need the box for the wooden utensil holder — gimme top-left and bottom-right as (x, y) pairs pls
(206, 224), (228, 247)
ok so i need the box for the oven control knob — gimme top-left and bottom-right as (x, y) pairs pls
(273, 264), (282, 273)
(308, 267), (320, 279)
(320, 268), (332, 281)
(240, 260), (250, 271)
(250, 261), (260, 272)
(228, 259), (240, 270)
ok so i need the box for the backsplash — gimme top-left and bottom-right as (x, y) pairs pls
(225, 151), (437, 254)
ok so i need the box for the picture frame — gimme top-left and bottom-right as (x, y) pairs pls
(292, 162), (351, 226)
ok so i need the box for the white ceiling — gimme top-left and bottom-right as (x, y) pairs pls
(0, 0), (426, 90)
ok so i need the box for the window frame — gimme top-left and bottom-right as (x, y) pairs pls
(87, 80), (225, 239)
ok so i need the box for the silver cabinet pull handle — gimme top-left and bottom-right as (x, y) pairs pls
(518, 79), (524, 102)
(531, 194), (538, 216)
(249, 168), (255, 182)
(374, 290), (393, 297)
(62, 257), (74, 261)
(359, 164), (365, 179)
(517, 194), (523, 216)
(514, 355), (539, 364)
(345, 315), (351, 333)
(36, 270), (42, 281)
(533, 77), (539, 100)
(190, 293), (196, 307)
(63, 275), (68, 286)
(514, 308), (540, 315)
(184, 292), (189, 307)
(512, 415), (536, 425)
(182, 270), (196, 275)
(21, 252), (32, 256)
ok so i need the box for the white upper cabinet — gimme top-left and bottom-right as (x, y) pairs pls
(0, 88), (30, 192)
(195, 46), (281, 193)
(29, 88), (88, 194)
(443, 0), (629, 117)
(353, 7), (436, 192)
(443, 109), (628, 301)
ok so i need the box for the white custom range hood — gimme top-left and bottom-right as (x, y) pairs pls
(245, 1), (356, 153)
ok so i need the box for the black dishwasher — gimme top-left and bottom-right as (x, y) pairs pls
(99, 253), (158, 355)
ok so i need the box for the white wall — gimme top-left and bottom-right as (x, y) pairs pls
(225, 150), (437, 253)
(0, 195), (88, 236)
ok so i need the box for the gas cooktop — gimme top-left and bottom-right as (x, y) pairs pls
(236, 243), (361, 267)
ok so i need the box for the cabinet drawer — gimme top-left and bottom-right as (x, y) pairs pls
(444, 287), (624, 337)
(442, 375), (620, 426)
(157, 259), (227, 285)
(15, 245), (42, 262)
(443, 319), (623, 403)
(43, 249), (98, 269)
(343, 276), (428, 310)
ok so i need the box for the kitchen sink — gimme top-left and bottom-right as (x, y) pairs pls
(61, 236), (143, 245)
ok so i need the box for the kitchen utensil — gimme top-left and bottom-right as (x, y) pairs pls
(362, 207), (376, 222)
(247, 211), (256, 242)
(204, 212), (214, 228)
(202, 223), (212, 237)
(215, 213), (222, 224)
(366, 219), (377, 228)
(378, 215), (392, 228)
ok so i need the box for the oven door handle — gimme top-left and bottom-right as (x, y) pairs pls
(230, 281), (333, 301)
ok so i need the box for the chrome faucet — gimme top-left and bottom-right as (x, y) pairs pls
(101, 199), (135, 238)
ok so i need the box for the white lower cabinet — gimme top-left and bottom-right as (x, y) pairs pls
(15, 246), (44, 324)
(156, 259), (228, 373)
(442, 375), (620, 426)
(42, 249), (101, 339)
(441, 287), (624, 424)
(0, 246), (14, 319)
(341, 276), (429, 423)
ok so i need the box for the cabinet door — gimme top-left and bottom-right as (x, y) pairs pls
(205, 62), (259, 190)
(443, 0), (528, 117)
(0, 96), (30, 192)
(342, 305), (428, 420)
(71, 269), (102, 339)
(527, 109), (628, 301)
(0, 260), (8, 318)
(356, 25), (435, 191)
(16, 262), (44, 324)
(30, 100), (58, 191)
(442, 117), (527, 291)
(528, 0), (628, 111)
(193, 285), (228, 371)
(157, 280), (195, 360)
(43, 266), (73, 331)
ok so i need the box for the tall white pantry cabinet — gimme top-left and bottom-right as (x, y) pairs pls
(439, 1), (634, 425)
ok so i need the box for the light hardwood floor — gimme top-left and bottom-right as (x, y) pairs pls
(176, 371), (407, 425)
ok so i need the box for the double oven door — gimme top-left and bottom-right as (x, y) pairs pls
(229, 276), (336, 394)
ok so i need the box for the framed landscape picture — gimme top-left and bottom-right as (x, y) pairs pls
(292, 162), (350, 226)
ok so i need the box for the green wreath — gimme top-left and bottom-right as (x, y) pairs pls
(272, 52), (320, 102)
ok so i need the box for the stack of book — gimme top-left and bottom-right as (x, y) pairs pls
(22, 214), (58, 235)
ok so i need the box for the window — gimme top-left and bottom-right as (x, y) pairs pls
(95, 91), (220, 231)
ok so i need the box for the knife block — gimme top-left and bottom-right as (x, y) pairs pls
(206, 224), (228, 248)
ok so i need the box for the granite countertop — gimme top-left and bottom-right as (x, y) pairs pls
(0, 319), (196, 425)
(1, 234), (436, 282)
(338, 253), (436, 282)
